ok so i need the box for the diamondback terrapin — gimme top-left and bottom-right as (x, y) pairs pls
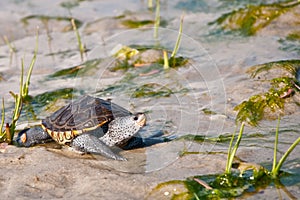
(16, 95), (146, 161)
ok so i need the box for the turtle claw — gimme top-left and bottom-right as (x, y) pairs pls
(71, 134), (126, 161)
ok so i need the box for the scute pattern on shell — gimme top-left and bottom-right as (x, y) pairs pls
(41, 96), (132, 144)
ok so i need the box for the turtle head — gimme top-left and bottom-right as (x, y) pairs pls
(100, 113), (146, 147)
(16, 126), (52, 147)
(16, 128), (32, 147)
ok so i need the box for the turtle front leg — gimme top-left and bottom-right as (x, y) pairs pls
(71, 134), (127, 161)
(16, 126), (53, 147)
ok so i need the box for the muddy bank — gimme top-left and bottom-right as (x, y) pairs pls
(0, 142), (228, 199)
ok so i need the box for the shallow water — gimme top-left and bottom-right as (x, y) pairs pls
(0, 0), (300, 199)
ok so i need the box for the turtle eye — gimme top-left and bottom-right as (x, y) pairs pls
(133, 116), (138, 121)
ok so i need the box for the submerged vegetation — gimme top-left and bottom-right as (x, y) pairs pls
(150, 121), (300, 199)
(132, 83), (180, 98)
(27, 88), (79, 109)
(121, 19), (155, 28)
(21, 15), (82, 32)
(234, 60), (300, 126)
(209, 1), (300, 36)
(279, 31), (300, 55)
(48, 59), (102, 78)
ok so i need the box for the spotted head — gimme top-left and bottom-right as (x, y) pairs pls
(100, 113), (146, 147)
(16, 126), (53, 147)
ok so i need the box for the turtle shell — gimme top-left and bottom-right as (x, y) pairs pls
(41, 95), (132, 144)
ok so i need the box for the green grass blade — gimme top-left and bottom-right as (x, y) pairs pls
(20, 59), (24, 98)
(3, 35), (17, 53)
(8, 59), (24, 143)
(0, 98), (5, 138)
(154, 0), (160, 39)
(23, 29), (38, 98)
(194, 193), (200, 200)
(15, 60), (24, 123)
(225, 126), (237, 174)
(163, 50), (169, 69)
(171, 15), (184, 58)
(148, 0), (153, 9)
(71, 18), (85, 61)
(15, 62), (23, 122)
(272, 117), (280, 172)
(226, 123), (245, 174)
(273, 136), (300, 178)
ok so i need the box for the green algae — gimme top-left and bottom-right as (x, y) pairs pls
(158, 56), (188, 68)
(109, 45), (139, 71)
(178, 132), (265, 145)
(177, 134), (229, 143)
(209, 1), (300, 36)
(235, 94), (281, 126)
(48, 59), (102, 78)
(110, 42), (188, 74)
(27, 88), (79, 109)
(201, 108), (217, 115)
(49, 65), (84, 78)
(121, 19), (154, 28)
(279, 32), (300, 55)
(147, 180), (192, 200)
(97, 83), (132, 96)
(109, 42), (188, 72)
(110, 52), (188, 72)
(98, 71), (189, 98)
(20, 88), (80, 121)
(249, 59), (300, 78)
(286, 32), (300, 41)
(121, 18), (167, 29)
(45, 49), (76, 59)
(60, 0), (83, 9)
(235, 60), (300, 126)
(150, 169), (272, 200)
(110, 60), (134, 72)
(132, 83), (173, 98)
(21, 15), (82, 31)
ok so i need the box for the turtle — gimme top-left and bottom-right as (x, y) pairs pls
(16, 95), (146, 161)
